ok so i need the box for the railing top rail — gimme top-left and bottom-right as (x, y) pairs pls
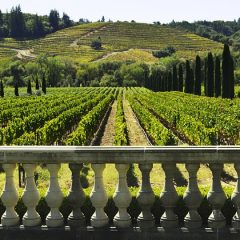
(0, 146), (239, 164)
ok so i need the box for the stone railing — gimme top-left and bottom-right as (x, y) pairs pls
(0, 146), (240, 240)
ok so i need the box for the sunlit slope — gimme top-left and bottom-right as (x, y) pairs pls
(0, 22), (222, 64)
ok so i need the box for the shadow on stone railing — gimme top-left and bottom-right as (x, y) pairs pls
(0, 146), (239, 240)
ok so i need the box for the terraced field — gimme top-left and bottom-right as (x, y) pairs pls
(0, 22), (222, 66)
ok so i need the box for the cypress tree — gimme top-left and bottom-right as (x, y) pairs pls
(222, 44), (234, 99)
(194, 55), (202, 95)
(229, 57), (235, 99)
(184, 60), (191, 93)
(204, 58), (207, 96)
(36, 77), (40, 90)
(207, 52), (214, 97)
(167, 71), (172, 91)
(189, 68), (194, 94)
(215, 56), (221, 97)
(0, 80), (4, 97)
(27, 79), (32, 95)
(172, 65), (178, 91)
(178, 64), (183, 92)
(42, 74), (46, 94)
(14, 82), (19, 97)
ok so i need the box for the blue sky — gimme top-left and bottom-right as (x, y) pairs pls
(1, 0), (240, 23)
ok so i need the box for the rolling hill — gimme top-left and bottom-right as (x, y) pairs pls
(0, 22), (222, 66)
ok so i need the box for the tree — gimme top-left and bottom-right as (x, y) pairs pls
(167, 71), (172, 91)
(27, 79), (32, 95)
(178, 64), (183, 92)
(207, 52), (214, 97)
(101, 16), (105, 22)
(62, 13), (72, 28)
(222, 44), (235, 99)
(32, 14), (44, 37)
(184, 60), (191, 93)
(172, 65), (178, 91)
(0, 10), (3, 26)
(42, 74), (46, 94)
(14, 82), (19, 96)
(215, 56), (221, 97)
(194, 55), (202, 95)
(189, 68), (194, 93)
(9, 5), (26, 38)
(91, 37), (102, 50)
(0, 80), (4, 97)
(49, 10), (59, 31)
(36, 78), (40, 90)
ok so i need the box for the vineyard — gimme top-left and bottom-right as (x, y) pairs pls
(0, 87), (239, 147)
(0, 22), (222, 67)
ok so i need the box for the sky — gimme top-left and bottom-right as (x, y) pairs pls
(1, 0), (240, 24)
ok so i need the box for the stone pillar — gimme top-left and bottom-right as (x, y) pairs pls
(183, 164), (202, 228)
(231, 163), (240, 229)
(113, 164), (132, 228)
(90, 164), (108, 227)
(45, 164), (64, 227)
(22, 164), (41, 226)
(207, 163), (226, 228)
(160, 163), (178, 228)
(68, 163), (86, 227)
(1, 164), (19, 226)
(137, 163), (155, 228)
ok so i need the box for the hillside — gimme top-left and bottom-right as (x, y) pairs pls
(0, 22), (222, 66)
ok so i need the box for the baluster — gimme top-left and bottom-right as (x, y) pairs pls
(137, 163), (155, 228)
(22, 164), (41, 226)
(45, 164), (64, 227)
(1, 164), (19, 226)
(183, 164), (202, 228)
(231, 163), (240, 229)
(207, 163), (226, 228)
(113, 164), (132, 228)
(160, 163), (178, 228)
(68, 163), (86, 227)
(90, 164), (108, 227)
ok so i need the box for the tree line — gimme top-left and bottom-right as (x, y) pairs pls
(0, 45), (236, 99)
(0, 6), (74, 38)
(147, 44), (235, 99)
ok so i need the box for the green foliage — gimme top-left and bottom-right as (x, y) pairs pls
(0, 80), (4, 97)
(91, 37), (102, 50)
(194, 55), (202, 96)
(152, 46), (176, 58)
(206, 52), (214, 97)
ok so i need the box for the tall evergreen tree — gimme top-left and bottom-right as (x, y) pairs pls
(178, 64), (183, 92)
(184, 60), (191, 93)
(49, 9), (59, 32)
(0, 80), (4, 97)
(167, 71), (172, 91)
(14, 82), (19, 97)
(42, 74), (46, 94)
(62, 13), (72, 28)
(9, 5), (26, 38)
(194, 55), (202, 95)
(172, 65), (178, 91)
(32, 14), (44, 37)
(36, 77), (40, 90)
(27, 79), (32, 95)
(204, 58), (207, 96)
(207, 52), (214, 97)
(222, 44), (234, 99)
(215, 56), (221, 97)
(0, 10), (3, 26)
(189, 68), (194, 93)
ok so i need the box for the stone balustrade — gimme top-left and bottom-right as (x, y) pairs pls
(0, 146), (240, 240)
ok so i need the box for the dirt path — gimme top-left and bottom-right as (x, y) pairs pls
(100, 101), (117, 146)
(123, 99), (150, 146)
(12, 48), (36, 59)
